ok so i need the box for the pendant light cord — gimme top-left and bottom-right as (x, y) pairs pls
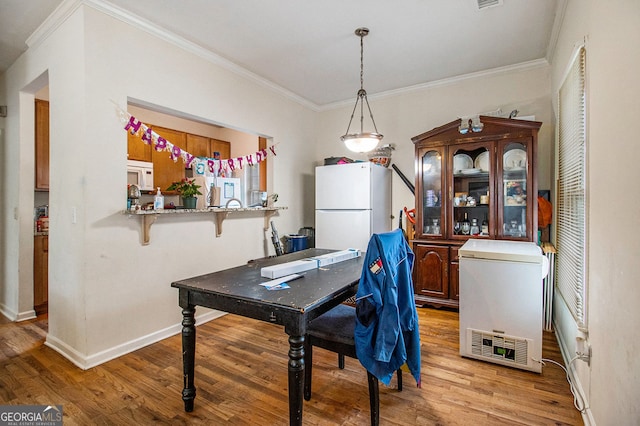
(343, 29), (380, 137)
(359, 33), (365, 133)
(360, 32), (364, 92)
(340, 26), (383, 152)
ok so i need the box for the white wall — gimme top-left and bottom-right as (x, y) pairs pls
(0, 4), (316, 367)
(550, 1), (640, 424)
(1, 10), (85, 324)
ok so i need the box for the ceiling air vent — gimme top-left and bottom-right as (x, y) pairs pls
(477, 0), (503, 10)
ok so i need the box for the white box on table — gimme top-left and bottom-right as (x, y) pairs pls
(311, 249), (361, 267)
(260, 259), (319, 279)
(260, 249), (361, 279)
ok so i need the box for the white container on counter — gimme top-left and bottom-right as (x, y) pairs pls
(153, 187), (164, 210)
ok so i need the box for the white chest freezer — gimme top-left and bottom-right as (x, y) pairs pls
(459, 239), (549, 373)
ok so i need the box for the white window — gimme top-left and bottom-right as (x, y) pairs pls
(556, 46), (587, 330)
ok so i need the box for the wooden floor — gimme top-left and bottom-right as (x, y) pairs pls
(0, 308), (583, 425)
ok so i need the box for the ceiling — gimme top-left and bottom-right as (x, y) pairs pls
(0, 0), (561, 108)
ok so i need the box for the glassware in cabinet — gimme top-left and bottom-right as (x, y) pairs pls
(499, 140), (532, 239)
(418, 147), (444, 238)
(450, 144), (492, 239)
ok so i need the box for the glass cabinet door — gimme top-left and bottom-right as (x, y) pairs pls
(498, 140), (531, 239)
(450, 143), (492, 239)
(418, 148), (444, 238)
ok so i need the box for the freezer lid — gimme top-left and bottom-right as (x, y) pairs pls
(459, 239), (544, 264)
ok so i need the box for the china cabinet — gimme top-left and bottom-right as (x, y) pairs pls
(411, 116), (542, 308)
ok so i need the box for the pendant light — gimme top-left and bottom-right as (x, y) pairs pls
(341, 27), (383, 153)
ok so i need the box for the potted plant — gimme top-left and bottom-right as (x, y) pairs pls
(167, 178), (202, 209)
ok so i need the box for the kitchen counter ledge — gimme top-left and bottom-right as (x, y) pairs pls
(123, 206), (287, 244)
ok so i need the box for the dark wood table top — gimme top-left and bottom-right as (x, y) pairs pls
(171, 248), (363, 334)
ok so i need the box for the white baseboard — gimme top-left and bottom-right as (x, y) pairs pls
(16, 309), (37, 322)
(44, 334), (90, 369)
(45, 310), (226, 370)
(0, 303), (17, 321)
(0, 302), (36, 322)
(552, 318), (596, 425)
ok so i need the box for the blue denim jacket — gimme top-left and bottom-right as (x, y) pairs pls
(354, 229), (421, 387)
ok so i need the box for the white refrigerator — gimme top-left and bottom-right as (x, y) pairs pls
(315, 162), (391, 252)
(459, 239), (549, 373)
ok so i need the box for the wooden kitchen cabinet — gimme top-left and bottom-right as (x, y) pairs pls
(413, 244), (450, 301)
(35, 99), (50, 190)
(450, 247), (460, 301)
(151, 126), (187, 193)
(128, 125), (233, 193)
(33, 235), (48, 315)
(211, 138), (231, 160)
(126, 124), (187, 192)
(186, 133), (210, 157)
(127, 130), (152, 162)
(411, 116), (541, 308)
(186, 134), (231, 159)
(127, 120), (236, 192)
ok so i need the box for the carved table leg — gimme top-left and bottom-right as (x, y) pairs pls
(288, 334), (305, 425)
(181, 305), (196, 412)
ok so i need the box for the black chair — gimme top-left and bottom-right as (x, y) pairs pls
(303, 229), (420, 426)
(303, 304), (402, 426)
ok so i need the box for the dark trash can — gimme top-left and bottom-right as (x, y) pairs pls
(297, 227), (315, 248)
(285, 234), (308, 253)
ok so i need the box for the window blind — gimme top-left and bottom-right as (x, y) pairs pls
(556, 46), (587, 329)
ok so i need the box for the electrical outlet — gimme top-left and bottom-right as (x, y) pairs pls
(576, 343), (591, 366)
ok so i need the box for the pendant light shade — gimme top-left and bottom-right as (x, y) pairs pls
(342, 132), (383, 153)
(341, 28), (383, 153)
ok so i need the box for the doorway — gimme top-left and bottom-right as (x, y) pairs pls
(33, 85), (50, 319)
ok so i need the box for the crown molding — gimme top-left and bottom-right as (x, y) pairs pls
(320, 58), (550, 112)
(25, 0), (321, 112)
(546, 0), (568, 64)
(26, 0), (84, 50)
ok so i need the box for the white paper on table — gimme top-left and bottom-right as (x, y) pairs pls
(259, 273), (304, 289)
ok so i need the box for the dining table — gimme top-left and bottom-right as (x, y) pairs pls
(171, 248), (364, 425)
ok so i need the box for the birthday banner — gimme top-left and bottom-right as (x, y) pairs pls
(119, 110), (275, 177)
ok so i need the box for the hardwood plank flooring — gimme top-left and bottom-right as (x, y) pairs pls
(0, 308), (583, 425)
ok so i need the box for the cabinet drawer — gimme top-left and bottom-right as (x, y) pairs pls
(413, 244), (450, 299)
(450, 246), (459, 262)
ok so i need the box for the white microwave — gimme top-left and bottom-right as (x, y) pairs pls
(127, 160), (154, 192)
